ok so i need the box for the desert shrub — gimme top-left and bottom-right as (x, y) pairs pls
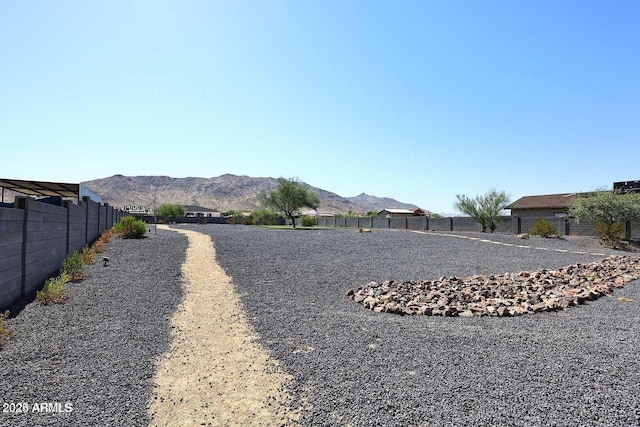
(81, 245), (96, 264)
(251, 208), (283, 225)
(36, 273), (69, 304)
(596, 221), (625, 247)
(530, 218), (559, 238)
(228, 215), (245, 224)
(336, 211), (357, 218)
(93, 239), (105, 253)
(100, 229), (113, 243)
(0, 310), (9, 346)
(113, 216), (147, 239)
(300, 215), (315, 227)
(61, 251), (85, 281)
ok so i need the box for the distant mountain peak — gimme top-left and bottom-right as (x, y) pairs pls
(81, 174), (429, 214)
(346, 193), (422, 212)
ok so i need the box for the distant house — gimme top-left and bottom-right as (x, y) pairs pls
(412, 208), (431, 217)
(378, 208), (427, 218)
(506, 193), (578, 218)
(124, 205), (151, 215)
(298, 209), (336, 218)
(183, 205), (221, 218)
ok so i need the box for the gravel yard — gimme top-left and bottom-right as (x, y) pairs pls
(0, 229), (188, 427)
(1, 225), (638, 427)
(188, 225), (640, 427)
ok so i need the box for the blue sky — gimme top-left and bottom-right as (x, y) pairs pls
(1, 1), (639, 214)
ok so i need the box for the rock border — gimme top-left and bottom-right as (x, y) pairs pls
(347, 255), (640, 317)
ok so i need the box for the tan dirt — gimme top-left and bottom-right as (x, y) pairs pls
(147, 225), (300, 427)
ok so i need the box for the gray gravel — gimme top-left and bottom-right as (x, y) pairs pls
(0, 229), (187, 426)
(2, 224), (638, 426)
(182, 225), (640, 427)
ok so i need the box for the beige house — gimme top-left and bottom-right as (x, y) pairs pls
(184, 205), (221, 218)
(378, 208), (427, 218)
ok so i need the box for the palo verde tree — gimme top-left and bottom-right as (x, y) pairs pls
(454, 188), (510, 233)
(155, 203), (185, 222)
(260, 178), (320, 229)
(568, 190), (640, 248)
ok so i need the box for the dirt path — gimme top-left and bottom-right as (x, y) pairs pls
(147, 226), (300, 427)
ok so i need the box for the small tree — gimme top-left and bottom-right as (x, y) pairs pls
(260, 178), (320, 229)
(568, 191), (640, 248)
(454, 189), (510, 233)
(155, 204), (185, 222)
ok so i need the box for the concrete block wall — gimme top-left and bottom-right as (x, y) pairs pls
(428, 218), (451, 231)
(20, 197), (68, 297)
(315, 213), (640, 241)
(451, 217), (481, 232)
(316, 215), (522, 234)
(98, 204), (107, 238)
(389, 217), (407, 229)
(516, 217), (567, 235)
(357, 217), (374, 228)
(0, 207), (24, 309)
(372, 218), (390, 228)
(568, 219), (598, 237)
(491, 217), (513, 234)
(67, 201), (87, 253)
(85, 199), (100, 244)
(0, 197), (125, 310)
(345, 218), (358, 228)
(513, 216), (603, 237)
(407, 217), (428, 230)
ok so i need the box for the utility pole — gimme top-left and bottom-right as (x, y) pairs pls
(153, 188), (158, 235)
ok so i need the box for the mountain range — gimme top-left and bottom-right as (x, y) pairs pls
(81, 174), (425, 214)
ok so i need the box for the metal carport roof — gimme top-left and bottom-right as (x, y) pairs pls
(0, 178), (102, 204)
(0, 178), (80, 198)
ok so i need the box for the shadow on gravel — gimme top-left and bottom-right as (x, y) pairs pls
(3, 294), (36, 319)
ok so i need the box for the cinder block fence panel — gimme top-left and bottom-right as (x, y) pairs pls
(21, 199), (68, 296)
(390, 218), (407, 229)
(407, 217), (428, 230)
(67, 202), (87, 253)
(0, 198), (126, 310)
(428, 218), (450, 231)
(0, 207), (24, 308)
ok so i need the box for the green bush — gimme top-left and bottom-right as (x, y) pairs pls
(530, 218), (559, 238)
(596, 221), (625, 247)
(0, 310), (9, 346)
(154, 203), (185, 222)
(336, 211), (357, 218)
(251, 208), (283, 225)
(36, 273), (69, 304)
(300, 215), (315, 227)
(81, 244), (96, 264)
(61, 251), (85, 281)
(114, 216), (148, 239)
